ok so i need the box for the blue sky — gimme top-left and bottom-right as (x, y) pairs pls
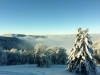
(0, 0), (100, 35)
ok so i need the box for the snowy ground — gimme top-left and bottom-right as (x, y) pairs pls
(0, 65), (100, 75)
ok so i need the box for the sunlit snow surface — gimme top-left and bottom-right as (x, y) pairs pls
(0, 65), (100, 75)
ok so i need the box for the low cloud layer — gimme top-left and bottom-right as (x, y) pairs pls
(18, 34), (100, 52)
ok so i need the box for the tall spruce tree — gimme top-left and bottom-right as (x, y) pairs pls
(66, 28), (97, 75)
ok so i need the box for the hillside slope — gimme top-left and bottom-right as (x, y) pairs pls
(0, 36), (33, 50)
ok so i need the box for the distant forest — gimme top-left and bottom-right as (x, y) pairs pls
(0, 36), (67, 67)
(0, 36), (100, 67)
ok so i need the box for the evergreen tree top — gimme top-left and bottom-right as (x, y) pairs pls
(77, 28), (82, 32)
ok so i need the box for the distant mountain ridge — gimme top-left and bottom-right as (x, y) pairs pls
(1, 34), (48, 38)
(0, 35), (33, 50)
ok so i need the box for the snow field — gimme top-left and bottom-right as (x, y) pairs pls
(0, 65), (100, 75)
(0, 65), (75, 75)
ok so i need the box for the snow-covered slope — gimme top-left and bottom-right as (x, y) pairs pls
(0, 65), (100, 75)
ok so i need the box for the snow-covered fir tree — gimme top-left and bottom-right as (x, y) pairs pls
(67, 28), (97, 75)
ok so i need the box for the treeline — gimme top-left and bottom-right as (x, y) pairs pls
(0, 44), (68, 67)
